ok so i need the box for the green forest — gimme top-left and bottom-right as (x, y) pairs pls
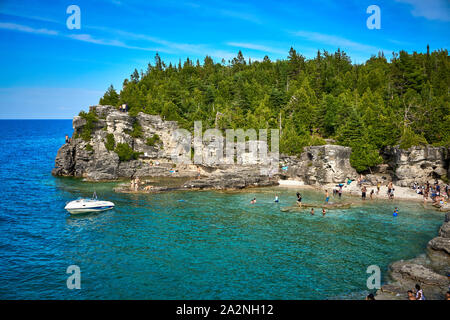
(98, 47), (450, 172)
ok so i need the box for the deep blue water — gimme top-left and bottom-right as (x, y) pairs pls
(0, 120), (444, 299)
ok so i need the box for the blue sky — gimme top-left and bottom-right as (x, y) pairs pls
(0, 0), (449, 119)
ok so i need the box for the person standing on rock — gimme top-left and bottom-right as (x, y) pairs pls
(296, 192), (302, 207)
(414, 284), (425, 300)
(135, 176), (140, 191)
(361, 186), (367, 200)
(325, 190), (329, 203)
(338, 185), (343, 198)
(376, 181), (381, 194)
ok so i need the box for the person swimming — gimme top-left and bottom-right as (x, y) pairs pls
(274, 195), (279, 203)
(322, 208), (326, 216)
(393, 207), (398, 217)
(250, 198), (256, 204)
(310, 208), (314, 215)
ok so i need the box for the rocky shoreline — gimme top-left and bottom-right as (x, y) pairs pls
(376, 211), (450, 300)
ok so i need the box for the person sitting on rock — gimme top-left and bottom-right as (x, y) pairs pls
(365, 293), (375, 300)
(407, 290), (416, 300)
(65, 134), (70, 144)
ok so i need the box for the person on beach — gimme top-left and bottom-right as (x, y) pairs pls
(325, 190), (329, 203)
(361, 186), (367, 200)
(415, 284), (425, 300)
(389, 188), (394, 199)
(322, 208), (326, 216)
(310, 208), (314, 215)
(407, 290), (416, 300)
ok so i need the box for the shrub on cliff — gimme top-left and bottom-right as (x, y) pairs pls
(79, 109), (98, 142)
(114, 143), (141, 162)
(104, 133), (115, 151)
(146, 134), (161, 146)
(125, 120), (143, 138)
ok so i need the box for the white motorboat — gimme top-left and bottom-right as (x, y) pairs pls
(65, 193), (114, 214)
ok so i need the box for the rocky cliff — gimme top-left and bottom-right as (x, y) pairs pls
(52, 105), (449, 189)
(376, 212), (450, 300)
(279, 145), (358, 184)
(382, 146), (449, 187)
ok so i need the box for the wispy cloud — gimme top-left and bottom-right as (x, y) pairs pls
(0, 22), (58, 35)
(226, 42), (286, 55)
(292, 30), (386, 53)
(66, 33), (161, 51)
(88, 26), (237, 59)
(0, 21), (237, 60)
(219, 9), (261, 24)
(395, 0), (450, 22)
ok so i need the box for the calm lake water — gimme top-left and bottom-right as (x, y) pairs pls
(0, 120), (444, 299)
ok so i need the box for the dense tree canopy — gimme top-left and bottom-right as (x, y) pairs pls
(99, 48), (450, 172)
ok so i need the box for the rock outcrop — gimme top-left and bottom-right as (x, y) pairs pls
(376, 215), (450, 300)
(382, 146), (449, 187)
(53, 105), (362, 187)
(279, 145), (358, 185)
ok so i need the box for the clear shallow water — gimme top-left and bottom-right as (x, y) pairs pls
(0, 120), (444, 300)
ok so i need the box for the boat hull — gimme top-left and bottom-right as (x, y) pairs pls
(65, 199), (115, 215)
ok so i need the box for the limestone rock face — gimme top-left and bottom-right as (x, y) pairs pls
(439, 222), (450, 238)
(52, 105), (183, 180)
(53, 106), (361, 184)
(280, 145), (358, 185)
(382, 146), (448, 187)
(389, 261), (448, 287)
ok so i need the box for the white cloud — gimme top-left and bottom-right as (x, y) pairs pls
(0, 22), (58, 35)
(396, 0), (450, 22)
(226, 42), (286, 55)
(292, 30), (386, 54)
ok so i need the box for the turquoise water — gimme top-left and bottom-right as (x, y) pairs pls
(0, 120), (444, 299)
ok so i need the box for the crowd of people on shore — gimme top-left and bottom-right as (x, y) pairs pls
(367, 283), (450, 300)
(411, 180), (450, 204)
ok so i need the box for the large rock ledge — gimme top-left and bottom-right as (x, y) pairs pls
(376, 213), (450, 300)
(52, 105), (449, 192)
